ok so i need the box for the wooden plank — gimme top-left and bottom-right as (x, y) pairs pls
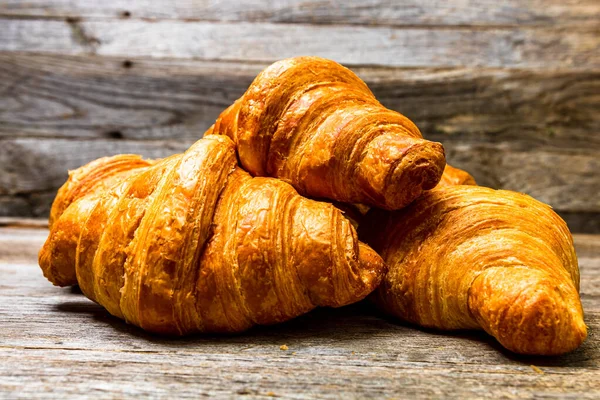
(364, 67), (600, 153)
(574, 234), (600, 254)
(0, 196), (31, 217)
(1, 137), (598, 220)
(0, 193), (56, 219)
(0, 227), (48, 263)
(0, 329), (598, 399)
(0, 229), (598, 398)
(1, 19), (598, 69)
(0, 138), (192, 218)
(0, 56), (598, 223)
(0, 54), (256, 140)
(444, 143), (600, 213)
(0, 217), (48, 228)
(1, 339), (597, 399)
(1, 0), (598, 29)
(2, 54), (599, 152)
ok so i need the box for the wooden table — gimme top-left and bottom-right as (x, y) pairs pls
(1, 0), (599, 233)
(1, 222), (598, 399)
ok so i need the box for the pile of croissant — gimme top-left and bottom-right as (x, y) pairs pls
(40, 57), (586, 355)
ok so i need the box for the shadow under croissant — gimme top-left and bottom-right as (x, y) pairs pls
(53, 289), (592, 367)
(368, 304), (595, 367)
(53, 294), (392, 344)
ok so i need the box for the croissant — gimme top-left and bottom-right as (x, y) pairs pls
(437, 164), (476, 187)
(39, 135), (385, 335)
(333, 164), (476, 229)
(361, 185), (587, 355)
(208, 56), (446, 210)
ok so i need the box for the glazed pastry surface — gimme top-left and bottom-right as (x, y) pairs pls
(436, 164), (476, 187)
(208, 56), (446, 210)
(40, 136), (385, 335)
(362, 185), (586, 355)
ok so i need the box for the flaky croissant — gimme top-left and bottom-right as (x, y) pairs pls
(437, 164), (476, 187)
(333, 164), (477, 228)
(207, 56), (446, 210)
(362, 185), (587, 355)
(39, 136), (385, 335)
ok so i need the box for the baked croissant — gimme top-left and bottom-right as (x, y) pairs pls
(437, 164), (476, 187)
(39, 135), (385, 335)
(362, 185), (587, 355)
(208, 56), (446, 210)
(333, 164), (476, 228)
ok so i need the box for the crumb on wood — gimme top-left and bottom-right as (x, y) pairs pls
(530, 365), (544, 374)
(280, 344), (288, 351)
(266, 391), (277, 397)
(351, 351), (355, 355)
(291, 352), (296, 355)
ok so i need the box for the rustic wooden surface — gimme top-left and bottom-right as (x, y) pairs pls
(0, 224), (598, 399)
(0, 0), (599, 230)
(2, 19), (598, 68)
(2, 0), (599, 28)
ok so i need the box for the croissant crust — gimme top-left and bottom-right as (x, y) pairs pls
(362, 185), (586, 355)
(209, 56), (446, 210)
(39, 136), (385, 335)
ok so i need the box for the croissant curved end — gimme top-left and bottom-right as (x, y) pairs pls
(469, 266), (587, 355)
(357, 134), (446, 210)
(356, 242), (388, 297)
(437, 164), (477, 187)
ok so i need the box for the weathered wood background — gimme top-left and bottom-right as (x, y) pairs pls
(0, 224), (599, 398)
(0, 0), (599, 231)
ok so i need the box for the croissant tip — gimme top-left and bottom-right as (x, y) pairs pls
(501, 303), (588, 356)
(358, 242), (387, 290)
(381, 141), (446, 210)
(470, 267), (587, 355)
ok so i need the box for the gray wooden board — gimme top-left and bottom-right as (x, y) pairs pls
(2, 54), (598, 150)
(0, 1), (598, 228)
(1, 19), (598, 69)
(1, 138), (598, 225)
(1, 0), (599, 28)
(0, 226), (598, 399)
(0, 53), (599, 225)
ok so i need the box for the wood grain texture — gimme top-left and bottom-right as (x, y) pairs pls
(0, 1), (598, 228)
(0, 53), (598, 224)
(0, 226), (598, 399)
(0, 139), (594, 226)
(2, 54), (598, 149)
(445, 144), (600, 212)
(0, 138), (192, 217)
(0, 217), (48, 228)
(0, 54), (256, 140)
(1, 140), (598, 223)
(364, 67), (600, 153)
(1, 19), (598, 69)
(1, 0), (599, 28)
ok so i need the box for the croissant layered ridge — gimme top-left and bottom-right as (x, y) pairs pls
(436, 164), (476, 187)
(39, 136), (385, 335)
(362, 185), (586, 355)
(208, 56), (446, 210)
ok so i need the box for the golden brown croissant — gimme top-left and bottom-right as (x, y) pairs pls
(437, 164), (476, 187)
(39, 136), (385, 335)
(361, 185), (587, 355)
(334, 164), (476, 228)
(207, 56), (446, 210)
